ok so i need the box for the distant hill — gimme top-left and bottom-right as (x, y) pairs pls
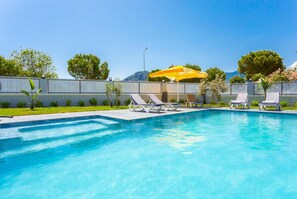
(123, 71), (149, 81)
(225, 71), (244, 81)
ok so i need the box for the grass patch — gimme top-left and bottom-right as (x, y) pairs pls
(0, 106), (128, 116)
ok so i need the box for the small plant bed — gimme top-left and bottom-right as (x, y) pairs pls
(0, 106), (128, 117)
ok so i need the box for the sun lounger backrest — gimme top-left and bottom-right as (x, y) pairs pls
(265, 92), (279, 103)
(236, 93), (248, 102)
(130, 94), (147, 105)
(186, 94), (196, 103)
(148, 94), (163, 104)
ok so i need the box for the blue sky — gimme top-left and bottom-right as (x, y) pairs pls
(0, 0), (296, 79)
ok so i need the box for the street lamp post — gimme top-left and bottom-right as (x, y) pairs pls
(143, 47), (148, 71)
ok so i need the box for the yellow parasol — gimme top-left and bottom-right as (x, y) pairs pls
(149, 66), (208, 101)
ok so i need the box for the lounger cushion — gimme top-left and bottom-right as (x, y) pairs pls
(262, 101), (276, 103)
(230, 100), (243, 103)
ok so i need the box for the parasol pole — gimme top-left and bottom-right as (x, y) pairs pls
(177, 81), (179, 102)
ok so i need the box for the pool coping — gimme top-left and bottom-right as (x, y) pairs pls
(0, 108), (208, 126)
(1, 107), (297, 127)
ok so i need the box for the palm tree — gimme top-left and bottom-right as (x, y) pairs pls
(259, 77), (273, 99)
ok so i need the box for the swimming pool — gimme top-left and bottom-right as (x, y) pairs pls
(1, 110), (297, 198)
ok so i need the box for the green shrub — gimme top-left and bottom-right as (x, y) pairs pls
(124, 98), (131, 106)
(50, 101), (58, 107)
(102, 99), (109, 106)
(251, 100), (259, 106)
(35, 100), (43, 107)
(115, 99), (121, 106)
(65, 100), (71, 107)
(89, 98), (98, 106)
(295, 102), (297, 107)
(179, 99), (185, 104)
(210, 100), (217, 105)
(170, 99), (177, 103)
(280, 101), (289, 107)
(229, 76), (245, 84)
(219, 101), (227, 106)
(17, 101), (26, 108)
(0, 102), (10, 108)
(78, 100), (85, 107)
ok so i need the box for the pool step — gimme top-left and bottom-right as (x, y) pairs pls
(0, 129), (125, 159)
(0, 118), (119, 140)
(21, 123), (107, 141)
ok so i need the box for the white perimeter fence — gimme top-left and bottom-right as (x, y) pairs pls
(1, 76), (297, 95)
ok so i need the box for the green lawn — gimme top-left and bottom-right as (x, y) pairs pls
(0, 106), (128, 116)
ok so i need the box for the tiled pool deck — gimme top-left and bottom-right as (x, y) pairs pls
(1, 108), (297, 125)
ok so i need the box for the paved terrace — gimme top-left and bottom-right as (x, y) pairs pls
(0, 107), (297, 125)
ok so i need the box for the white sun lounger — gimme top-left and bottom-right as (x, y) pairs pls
(230, 93), (249, 109)
(259, 92), (281, 111)
(129, 94), (164, 113)
(148, 94), (180, 111)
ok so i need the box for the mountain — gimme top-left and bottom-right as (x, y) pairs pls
(225, 71), (244, 81)
(123, 71), (149, 81)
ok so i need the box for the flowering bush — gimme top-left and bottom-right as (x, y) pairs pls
(269, 68), (297, 82)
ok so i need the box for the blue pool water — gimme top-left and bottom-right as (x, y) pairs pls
(1, 110), (297, 198)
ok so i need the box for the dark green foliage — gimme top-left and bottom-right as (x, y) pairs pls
(280, 101), (289, 107)
(229, 76), (245, 83)
(124, 99), (131, 106)
(67, 54), (109, 80)
(78, 100), (85, 107)
(35, 100), (44, 107)
(179, 99), (185, 104)
(251, 100), (259, 106)
(295, 102), (297, 107)
(102, 99), (109, 106)
(238, 50), (285, 80)
(115, 99), (121, 106)
(89, 98), (98, 106)
(170, 99), (177, 102)
(17, 101), (26, 108)
(0, 102), (10, 108)
(205, 67), (226, 82)
(50, 101), (58, 107)
(65, 100), (71, 107)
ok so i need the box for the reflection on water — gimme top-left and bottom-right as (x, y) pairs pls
(154, 128), (206, 151)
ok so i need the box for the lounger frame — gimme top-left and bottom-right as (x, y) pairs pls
(229, 93), (249, 109)
(259, 92), (281, 111)
(147, 94), (179, 111)
(129, 94), (164, 113)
